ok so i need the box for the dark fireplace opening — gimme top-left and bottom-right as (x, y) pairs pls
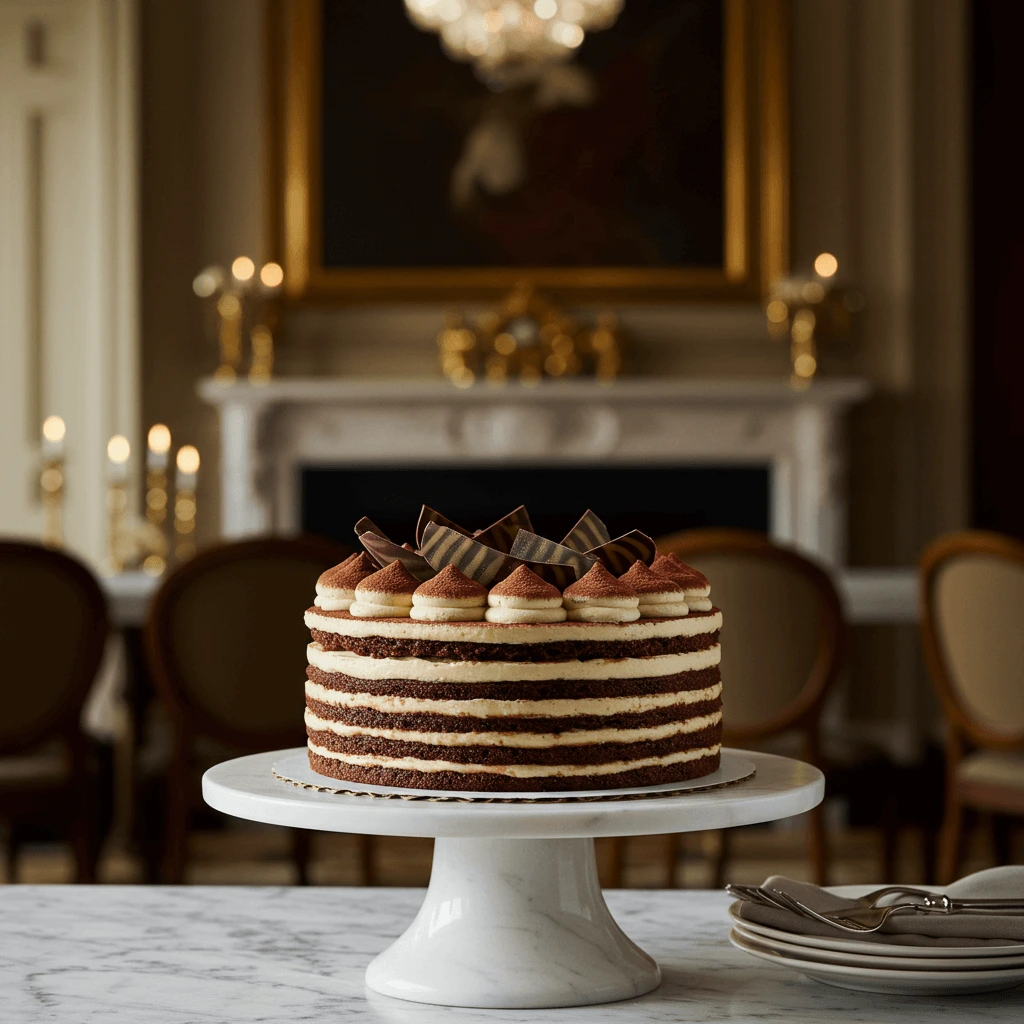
(301, 465), (770, 547)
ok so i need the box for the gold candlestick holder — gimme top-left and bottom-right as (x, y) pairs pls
(106, 434), (131, 574)
(174, 445), (200, 564)
(143, 423), (172, 576)
(40, 415), (66, 548)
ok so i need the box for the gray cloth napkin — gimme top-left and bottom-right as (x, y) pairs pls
(733, 867), (1024, 948)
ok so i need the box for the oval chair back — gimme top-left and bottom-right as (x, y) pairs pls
(653, 528), (845, 885)
(920, 530), (1024, 882)
(0, 541), (108, 881)
(145, 536), (349, 881)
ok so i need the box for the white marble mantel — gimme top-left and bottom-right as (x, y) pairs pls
(198, 376), (870, 566)
(1, 885), (1019, 1021)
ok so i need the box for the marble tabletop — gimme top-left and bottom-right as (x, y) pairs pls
(1, 885), (1020, 1022)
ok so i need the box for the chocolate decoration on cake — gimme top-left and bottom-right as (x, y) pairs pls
(561, 509), (612, 553)
(305, 504), (722, 791)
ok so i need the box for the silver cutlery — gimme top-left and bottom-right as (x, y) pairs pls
(769, 890), (1024, 934)
(726, 883), (938, 911)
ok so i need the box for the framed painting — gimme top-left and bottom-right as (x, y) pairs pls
(275, 0), (788, 303)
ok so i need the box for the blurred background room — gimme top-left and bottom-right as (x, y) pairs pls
(1, 0), (1021, 889)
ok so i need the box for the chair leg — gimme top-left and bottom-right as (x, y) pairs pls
(992, 815), (1012, 867)
(806, 804), (827, 886)
(711, 829), (731, 888)
(161, 737), (192, 888)
(937, 794), (964, 885)
(291, 829), (312, 885)
(357, 834), (376, 886)
(662, 834), (679, 888)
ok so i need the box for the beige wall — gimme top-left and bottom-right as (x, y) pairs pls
(141, 0), (970, 565)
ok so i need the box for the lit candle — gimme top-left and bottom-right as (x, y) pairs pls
(147, 423), (171, 471)
(231, 256), (255, 285)
(42, 414), (66, 458)
(259, 261), (284, 294)
(175, 444), (200, 490)
(813, 252), (839, 280)
(107, 434), (131, 481)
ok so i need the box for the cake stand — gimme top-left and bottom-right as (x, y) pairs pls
(203, 748), (822, 1010)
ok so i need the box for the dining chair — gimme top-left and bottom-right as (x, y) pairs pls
(650, 528), (846, 887)
(920, 530), (1024, 884)
(144, 536), (374, 884)
(0, 541), (108, 882)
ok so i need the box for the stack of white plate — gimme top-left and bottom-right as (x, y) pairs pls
(729, 886), (1024, 995)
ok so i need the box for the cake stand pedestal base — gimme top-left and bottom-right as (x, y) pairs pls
(366, 837), (659, 1009)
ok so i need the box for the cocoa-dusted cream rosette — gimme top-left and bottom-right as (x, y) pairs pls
(315, 552), (378, 611)
(619, 560), (689, 618)
(349, 560), (419, 618)
(650, 554), (713, 612)
(562, 563), (640, 623)
(411, 565), (487, 622)
(485, 565), (567, 623)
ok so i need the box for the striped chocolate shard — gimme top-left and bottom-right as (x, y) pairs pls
(508, 531), (595, 582)
(473, 505), (533, 553)
(415, 506), (471, 548)
(561, 509), (611, 553)
(420, 522), (519, 586)
(356, 527), (436, 582)
(586, 530), (658, 574)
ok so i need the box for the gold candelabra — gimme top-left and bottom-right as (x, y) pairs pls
(106, 434), (131, 573)
(40, 415), (66, 548)
(174, 445), (200, 563)
(766, 252), (863, 389)
(194, 257), (284, 382)
(142, 424), (172, 576)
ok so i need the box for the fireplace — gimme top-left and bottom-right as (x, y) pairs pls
(302, 465), (770, 546)
(199, 376), (869, 565)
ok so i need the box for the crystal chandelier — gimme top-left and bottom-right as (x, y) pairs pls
(405, 0), (623, 84)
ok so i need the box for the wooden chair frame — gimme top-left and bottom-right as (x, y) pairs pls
(919, 530), (1024, 882)
(652, 528), (846, 887)
(145, 536), (364, 884)
(0, 541), (109, 882)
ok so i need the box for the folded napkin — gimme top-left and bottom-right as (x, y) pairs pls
(733, 867), (1024, 948)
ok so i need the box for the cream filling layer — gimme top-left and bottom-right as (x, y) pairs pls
(685, 598), (713, 612)
(350, 600), (412, 619)
(307, 741), (720, 777)
(485, 607), (568, 624)
(566, 606), (640, 623)
(305, 708), (722, 747)
(304, 680), (722, 718)
(411, 606), (486, 622)
(307, 642), (721, 681)
(488, 593), (563, 610)
(639, 601), (689, 618)
(305, 608), (722, 643)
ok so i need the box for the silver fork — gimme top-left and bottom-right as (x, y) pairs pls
(726, 883), (937, 911)
(770, 890), (1024, 934)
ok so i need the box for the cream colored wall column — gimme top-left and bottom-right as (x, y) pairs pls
(0, 0), (139, 567)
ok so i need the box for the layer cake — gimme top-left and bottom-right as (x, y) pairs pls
(303, 508), (721, 792)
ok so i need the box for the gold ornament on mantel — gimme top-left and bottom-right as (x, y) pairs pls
(193, 257), (284, 383)
(438, 281), (625, 388)
(766, 252), (864, 389)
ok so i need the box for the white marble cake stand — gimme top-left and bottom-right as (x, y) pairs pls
(203, 747), (822, 1010)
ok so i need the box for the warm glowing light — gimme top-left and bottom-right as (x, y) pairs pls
(217, 293), (242, 318)
(176, 445), (200, 475)
(765, 299), (788, 324)
(534, 0), (557, 18)
(42, 415), (66, 444)
(192, 267), (223, 298)
(107, 435), (131, 464)
(231, 256), (255, 282)
(793, 353), (818, 377)
(814, 252), (839, 278)
(147, 423), (171, 454)
(550, 21), (584, 46)
(259, 262), (284, 288)
(494, 333), (517, 356)
(801, 282), (825, 304)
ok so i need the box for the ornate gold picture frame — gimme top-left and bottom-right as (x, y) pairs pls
(274, 0), (788, 303)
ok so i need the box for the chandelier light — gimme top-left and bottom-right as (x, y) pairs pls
(404, 0), (623, 84)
